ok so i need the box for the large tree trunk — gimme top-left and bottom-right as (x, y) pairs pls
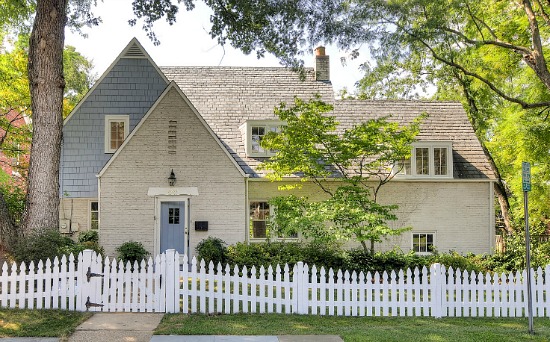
(22, 0), (67, 235)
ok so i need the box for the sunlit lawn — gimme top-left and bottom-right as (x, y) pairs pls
(0, 308), (91, 338)
(156, 314), (550, 342)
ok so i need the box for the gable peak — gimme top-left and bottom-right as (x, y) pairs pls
(122, 39), (146, 58)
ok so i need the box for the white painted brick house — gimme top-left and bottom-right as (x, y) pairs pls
(60, 39), (496, 258)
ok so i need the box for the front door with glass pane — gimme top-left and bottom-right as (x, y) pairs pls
(160, 201), (186, 254)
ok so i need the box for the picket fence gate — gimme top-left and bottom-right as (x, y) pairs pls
(0, 249), (549, 317)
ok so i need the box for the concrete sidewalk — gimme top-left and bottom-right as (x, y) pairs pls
(68, 313), (163, 342)
(64, 313), (343, 342)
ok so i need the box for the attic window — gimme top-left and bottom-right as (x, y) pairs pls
(240, 120), (283, 157)
(104, 115), (129, 153)
(394, 141), (453, 178)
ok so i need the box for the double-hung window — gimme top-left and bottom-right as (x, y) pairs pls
(240, 120), (283, 157)
(104, 115), (129, 153)
(249, 201), (298, 241)
(395, 142), (453, 178)
(250, 201), (270, 239)
(90, 201), (99, 230)
(412, 233), (434, 254)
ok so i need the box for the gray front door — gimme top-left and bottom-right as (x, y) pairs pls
(160, 201), (186, 254)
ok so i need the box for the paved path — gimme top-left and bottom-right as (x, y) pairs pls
(68, 313), (164, 342)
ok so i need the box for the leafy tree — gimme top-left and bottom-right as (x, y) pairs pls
(0, 0), (98, 237)
(0, 28), (94, 245)
(258, 97), (423, 252)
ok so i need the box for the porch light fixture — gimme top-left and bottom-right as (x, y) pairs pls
(168, 169), (176, 187)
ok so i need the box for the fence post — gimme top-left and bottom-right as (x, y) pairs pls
(431, 263), (442, 318)
(165, 249), (176, 313)
(76, 250), (94, 311)
(293, 262), (308, 314)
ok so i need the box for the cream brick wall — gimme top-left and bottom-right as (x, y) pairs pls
(59, 198), (96, 239)
(249, 179), (494, 254)
(100, 87), (245, 257)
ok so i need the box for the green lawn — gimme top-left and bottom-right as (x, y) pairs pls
(156, 314), (550, 342)
(0, 308), (91, 338)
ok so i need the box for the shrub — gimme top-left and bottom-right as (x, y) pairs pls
(225, 241), (345, 272)
(10, 229), (106, 266)
(430, 251), (486, 273)
(78, 230), (99, 243)
(115, 241), (150, 265)
(196, 237), (227, 266)
(10, 229), (76, 265)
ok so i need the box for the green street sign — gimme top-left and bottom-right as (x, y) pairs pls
(522, 161), (531, 192)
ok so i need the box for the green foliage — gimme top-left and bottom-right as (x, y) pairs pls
(205, 239), (550, 275)
(260, 97), (422, 251)
(0, 181), (25, 224)
(78, 230), (99, 244)
(225, 241), (345, 271)
(491, 227), (550, 273)
(195, 237), (227, 266)
(9, 229), (104, 265)
(115, 241), (150, 264)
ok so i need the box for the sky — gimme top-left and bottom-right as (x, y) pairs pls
(64, 0), (365, 93)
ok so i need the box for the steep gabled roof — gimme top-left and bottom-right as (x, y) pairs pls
(64, 38), (169, 125)
(98, 81), (245, 178)
(162, 66), (334, 175)
(332, 101), (495, 179)
(161, 67), (494, 180)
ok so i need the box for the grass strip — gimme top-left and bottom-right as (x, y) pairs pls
(156, 314), (550, 342)
(0, 308), (92, 338)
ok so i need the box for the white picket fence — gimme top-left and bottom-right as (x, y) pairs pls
(0, 249), (548, 317)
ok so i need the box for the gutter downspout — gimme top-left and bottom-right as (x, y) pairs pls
(489, 180), (495, 253)
(245, 174), (250, 244)
(96, 174), (101, 235)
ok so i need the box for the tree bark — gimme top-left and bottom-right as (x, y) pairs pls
(22, 0), (67, 235)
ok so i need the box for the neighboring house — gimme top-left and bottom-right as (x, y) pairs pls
(0, 110), (30, 182)
(60, 39), (496, 258)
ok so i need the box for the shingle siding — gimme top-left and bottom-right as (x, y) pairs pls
(60, 58), (168, 198)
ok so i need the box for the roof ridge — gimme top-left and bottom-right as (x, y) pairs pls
(160, 65), (315, 71)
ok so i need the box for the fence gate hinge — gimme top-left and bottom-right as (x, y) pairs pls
(86, 267), (104, 282)
(85, 296), (104, 310)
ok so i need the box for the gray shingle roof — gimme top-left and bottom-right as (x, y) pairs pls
(161, 66), (495, 180)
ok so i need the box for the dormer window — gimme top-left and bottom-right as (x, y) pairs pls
(241, 120), (283, 157)
(395, 141), (453, 178)
(104, 115), (129, 153)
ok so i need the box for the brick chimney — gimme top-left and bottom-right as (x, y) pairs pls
(314, 46), (330, 82)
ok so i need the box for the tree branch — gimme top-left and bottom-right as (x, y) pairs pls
(403, 27), (550, 109)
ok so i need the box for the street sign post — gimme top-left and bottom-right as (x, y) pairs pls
(522, 161), (534, 335)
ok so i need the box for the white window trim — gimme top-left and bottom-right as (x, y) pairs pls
(104, 115), (129, 153)
(412, 232), (436, 255)
(248, 200), (299, 242)
(240, 120), (284, 158)
(394, 141), (453, 179)
(89, 200), (99, 230)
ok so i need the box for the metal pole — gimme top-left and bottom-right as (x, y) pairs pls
(524, 190), (534, 334)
